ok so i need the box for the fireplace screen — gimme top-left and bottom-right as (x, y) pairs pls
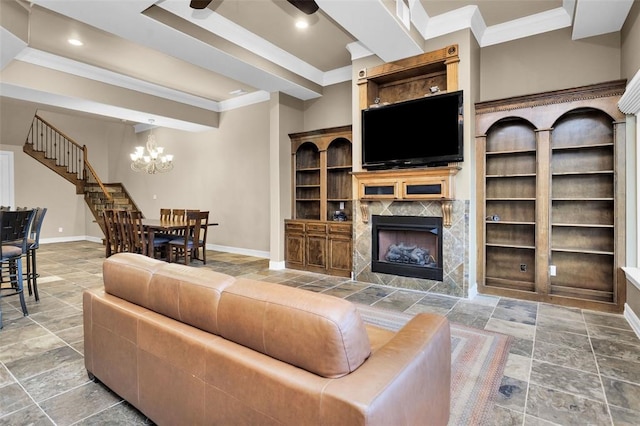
(371, 215), (443, 281)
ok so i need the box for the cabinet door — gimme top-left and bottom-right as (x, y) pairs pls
(328, 236), (352, 275)
(285, 232), (305, 267)
(306, 234), (327, 269)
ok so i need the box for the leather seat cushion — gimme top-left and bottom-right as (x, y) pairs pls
(0, 245), (22, 258)
(217, 278), (371, 378)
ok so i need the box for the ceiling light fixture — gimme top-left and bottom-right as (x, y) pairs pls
(130, 120), (174, 174)
(229, 89), (247, 96)
(68, 38), (83, 46)
(295, 20), (309, 29)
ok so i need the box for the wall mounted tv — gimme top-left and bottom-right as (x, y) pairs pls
(361, 90), (463, 169)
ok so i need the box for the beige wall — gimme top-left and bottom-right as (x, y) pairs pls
(303, 81), (352, 131)
(1, 144), (88, 241)
(0, 97), (275, 253)
(114, 102), (272, 254)
(622, 1), (640, 81)
(0, 98), (130, 240)
(480, 28), (621, 101)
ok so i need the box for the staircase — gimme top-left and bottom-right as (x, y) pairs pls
(23, 114), (142, 236)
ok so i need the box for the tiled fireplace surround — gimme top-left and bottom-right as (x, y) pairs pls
(354, 199), (470, 298)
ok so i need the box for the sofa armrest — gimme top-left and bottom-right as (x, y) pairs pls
(320, 313), (451, 426)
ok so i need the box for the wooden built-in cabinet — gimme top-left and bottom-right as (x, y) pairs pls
(353, 45), (462, 226)
(357, 44), (459, 109)
(476, 81), (627, 313)
(285, 126), (353, 277)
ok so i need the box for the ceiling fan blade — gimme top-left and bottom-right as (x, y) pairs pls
(286, 0), (319, 15)
(190, 0), (213, 9)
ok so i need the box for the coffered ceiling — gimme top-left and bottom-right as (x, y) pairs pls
(0, 0), (635, 131)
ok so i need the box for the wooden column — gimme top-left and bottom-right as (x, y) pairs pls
(535, 129), (552, 295)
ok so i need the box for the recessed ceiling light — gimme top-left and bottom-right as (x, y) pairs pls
(295, 20), (308, 29)
(229, 89), (247, 96)
(68, 38), (83, 46)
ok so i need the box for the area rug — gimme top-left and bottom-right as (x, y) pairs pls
(356, 304), (511, 426)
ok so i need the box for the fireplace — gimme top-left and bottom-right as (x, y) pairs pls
(371, 215), (443, 281)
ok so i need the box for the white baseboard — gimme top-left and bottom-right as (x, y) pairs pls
(269, 260), (286, 270)
(624, 303), (640, 340)
(206, 243), (269, 259)
(40, 237), (271, 259)
(467, 282), (478, 300)
(41, 235), (100, 244)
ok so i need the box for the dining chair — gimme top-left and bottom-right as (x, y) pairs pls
(160, 208), (172, 221)
(116, 210), (133, 253)
(191, 210), (209, 264)
(0, 209), (36, 328)
(127, 211), (148, 255)
(172, 209), (186, 220)
(155, 208), (176, 241)
(102, 209), (118, 257)
(168, 210), (207, 265)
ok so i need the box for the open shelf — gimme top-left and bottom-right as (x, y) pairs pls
(551, 142), (614, 151)
(287, 126), (353, 277)
(476, 82), (625, 312)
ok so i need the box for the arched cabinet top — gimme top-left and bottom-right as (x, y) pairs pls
(289, 125), (352, 152)
(475, 80), (626, 136)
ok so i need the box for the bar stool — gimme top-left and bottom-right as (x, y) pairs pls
(0, 209), (36, 328)
(25, 207), (47, 302)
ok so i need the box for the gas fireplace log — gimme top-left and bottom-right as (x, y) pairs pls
(385, 243), (437, 267)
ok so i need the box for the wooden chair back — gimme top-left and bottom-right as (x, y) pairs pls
(172, 209), (186, 221)
(192, 211), (209, 264)
(128, 211), (147, 255)
(102, 209), (117, 257)
(160, 208), (171, 221)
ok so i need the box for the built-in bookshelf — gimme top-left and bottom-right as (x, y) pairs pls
(475, 80), (626, 313)
(286, 125), (353, 278)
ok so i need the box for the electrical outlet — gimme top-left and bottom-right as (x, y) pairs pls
(520, 264), (527, 272)
(153, 194), (157, 200)
(58, 227), (63, 233)
(550, 265), (557, 276)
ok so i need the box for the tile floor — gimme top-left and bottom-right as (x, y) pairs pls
(1, 241), (639, 425)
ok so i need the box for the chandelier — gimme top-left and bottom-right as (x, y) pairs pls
(130, 120), (174, 174)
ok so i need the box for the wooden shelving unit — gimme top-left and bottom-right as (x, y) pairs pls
(475, 80), (627, 313)
(285, 125), (353, 277)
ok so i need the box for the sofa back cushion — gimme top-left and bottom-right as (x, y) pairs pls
(217, 278), (371, 378)
(103, 253), (235, 334)
(103, 253), (164, 307)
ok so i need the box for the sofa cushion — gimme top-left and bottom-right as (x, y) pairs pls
(217, 278), (371, 378)
(103, 253), (235, 335)
(103, 253), (164, 307)
(147, 263), (235, 334)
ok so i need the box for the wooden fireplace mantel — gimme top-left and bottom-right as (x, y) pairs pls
(352, 166), (460, 227)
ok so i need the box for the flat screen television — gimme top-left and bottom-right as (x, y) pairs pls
(361, 90), (463, 169)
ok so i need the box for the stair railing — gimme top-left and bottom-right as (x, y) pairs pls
(26, 114), (112, 202)
(84, 160), (113, 203)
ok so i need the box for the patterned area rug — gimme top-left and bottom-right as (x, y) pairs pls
(356, 304), (511, 426)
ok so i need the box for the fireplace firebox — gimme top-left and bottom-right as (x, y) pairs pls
(371, 215), (443, 281)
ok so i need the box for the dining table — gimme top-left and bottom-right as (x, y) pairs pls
(142, 218), (219, 259)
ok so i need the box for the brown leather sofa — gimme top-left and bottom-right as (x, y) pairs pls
(83, 253), (451, 425)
